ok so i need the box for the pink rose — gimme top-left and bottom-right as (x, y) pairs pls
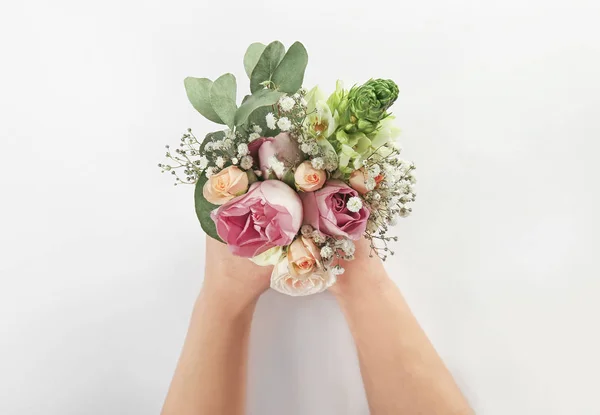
(203, 166), (249, 205)
(211, 180), (303, 257)
(248, 132), (302, 179)
(300, 180), (369, 240)
(294, 161), (326, 192)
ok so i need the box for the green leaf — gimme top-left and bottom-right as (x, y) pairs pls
(247, 105), (278, 133)
(210, 73), (237, 129)
(243, 42), (266, 78)
(271, 42), (308, 94)
(250, 41), (285, 93)
(234, 89), (285, 126)
(282, 169), (296, 189)
(194, 173), (224, 243)
(184, 77), (224, 124)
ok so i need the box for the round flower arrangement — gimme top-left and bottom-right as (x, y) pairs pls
(159, 41), (417, 296)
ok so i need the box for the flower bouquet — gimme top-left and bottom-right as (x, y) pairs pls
(159, 41), (416, 296)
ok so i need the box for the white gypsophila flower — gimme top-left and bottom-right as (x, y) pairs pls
(399, 207), (411, 218)
(204, 142), (214, 151)
(231, 157), (239, 165)
(252, 124), (263, 134)
(311, 230), (326, 244)
(330, 265), (345, 276)
(389, 214), (399, 226)
(347, 196), (363, 213)
(293, 93), (300, 99)
(369, 164), (381, 177)
(372, 192), (381, 201)
(301, 224), (314, 236)
(224, 129), (235, 139)
(266, 112), (277, 129)
(198, 156), (209, 169)
(365, 177), (376, 191)
(340, 239), (355, 256)
(215, 156), (225, 168)
(320, 246), (333, 258)
(300, 98), (308, 107)
(279, 96), (295, 112)
(205, 167), (216, 178)
(311, 157), (324, 170)
(237, 143), (249, 156)
(300, 143), (311, 153)
(240, 155), (253, 170)
(277, 117), (292, 131)
(268, 156), (285, 177)
(248, 132), (261, 142)
(223, 139), (233, 148)
(212, 141), (223, 150)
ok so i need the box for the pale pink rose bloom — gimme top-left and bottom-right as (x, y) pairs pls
(248, 132), (302, 178)
(300, 180), (369, 240)
(286, 236), (322, 277)
(203, 166), (249, 205)
(210, 180), (303, 258)
(294, 161), (326, 192)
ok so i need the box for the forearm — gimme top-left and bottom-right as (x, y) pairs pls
(333, 243), (472, 414)
(161, 289), (256, 415)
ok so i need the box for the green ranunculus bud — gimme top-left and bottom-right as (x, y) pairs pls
(346, 79), (399, 132)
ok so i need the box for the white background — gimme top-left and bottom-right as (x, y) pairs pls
(1, 0), (599, 414)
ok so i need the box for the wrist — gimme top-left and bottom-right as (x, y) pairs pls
(198, 282), (259, 322)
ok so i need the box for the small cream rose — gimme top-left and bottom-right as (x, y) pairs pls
(287, 236), (322, 277)
(294, 161), (326, 192)
(203, 166), (249, 205)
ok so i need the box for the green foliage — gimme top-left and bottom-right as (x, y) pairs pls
(250, 41), (285, 93)
(282, 169), (296, 189)
(209, 73), (237, 129)
(194, 174), (223, 242)
(243, 42), (267, 78)
(184, 77), (224, 124)
(271, 42), (308, 94)
(234, 89), (285, 126)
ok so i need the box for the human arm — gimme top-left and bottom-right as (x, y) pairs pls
(330, 239), (473, 415)
(160, 237), (271, 415)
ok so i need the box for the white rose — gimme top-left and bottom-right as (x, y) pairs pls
(270, 256), (336, 297)
(249, 246), (284, 266)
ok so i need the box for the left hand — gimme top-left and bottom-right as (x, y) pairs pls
(202, 237), (273, 315)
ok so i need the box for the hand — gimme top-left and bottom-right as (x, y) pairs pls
(328, 238), (390, 300)
(202, 237), (273, 315)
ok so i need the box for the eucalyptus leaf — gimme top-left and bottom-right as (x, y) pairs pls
(271, 42), (308, 94)
(250, 41), (285, 93)
(194, 175), (223, 242)
(243, 42), (266, 78)
(210, 73), (237, 129)
(184, 77), (224, 124)
(234, 89), (285, 126)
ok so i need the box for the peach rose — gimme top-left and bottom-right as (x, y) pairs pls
(349, 168), (383, 194)
(286, 236), (322, 277)
(294, 161), (326, 192)
(203, 166), (249, 205)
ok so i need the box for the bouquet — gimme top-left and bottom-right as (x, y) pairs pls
(159, 41), (417, 296)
